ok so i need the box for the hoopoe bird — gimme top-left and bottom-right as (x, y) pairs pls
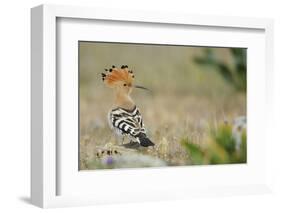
(101, 65), (155, 148)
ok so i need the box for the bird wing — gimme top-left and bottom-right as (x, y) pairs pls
(109, 107), (146, 138)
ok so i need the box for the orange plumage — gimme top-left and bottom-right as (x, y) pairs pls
(101, 65), (134, 88)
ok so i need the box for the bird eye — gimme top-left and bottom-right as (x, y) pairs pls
(123, 84), (127, 86)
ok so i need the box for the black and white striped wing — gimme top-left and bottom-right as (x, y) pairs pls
(108, 106), (146, 139)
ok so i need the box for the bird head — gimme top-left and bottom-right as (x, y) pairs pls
(101, 65), (150, 95)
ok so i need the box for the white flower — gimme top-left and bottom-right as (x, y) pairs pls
(232, 116), (246, 150)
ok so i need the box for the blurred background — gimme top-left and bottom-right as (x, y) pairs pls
(79, 41), (247, 170)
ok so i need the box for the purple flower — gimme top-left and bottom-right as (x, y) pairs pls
(106, 156), (114, 165)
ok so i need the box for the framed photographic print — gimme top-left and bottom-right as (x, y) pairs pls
(31, 4), (274, 208)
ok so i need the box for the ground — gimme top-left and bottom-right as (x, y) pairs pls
(79, 92), (246, 169)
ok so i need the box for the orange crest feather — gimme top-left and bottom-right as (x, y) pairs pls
(101, 65), (134, 87)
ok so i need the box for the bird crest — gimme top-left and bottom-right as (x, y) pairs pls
(101, 65), (134, 88)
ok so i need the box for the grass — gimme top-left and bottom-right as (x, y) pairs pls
(79, 93), (246, 170)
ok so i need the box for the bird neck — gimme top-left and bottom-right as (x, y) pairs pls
(114, 91), (135, 110)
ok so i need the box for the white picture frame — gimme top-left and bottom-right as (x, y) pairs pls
(31, 4), (274, 208)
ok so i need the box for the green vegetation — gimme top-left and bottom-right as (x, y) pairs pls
(194, 48), (247, 91)
(181, 123), (247, 165)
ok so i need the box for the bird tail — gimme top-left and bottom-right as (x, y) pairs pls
(138, 133), (155, 147)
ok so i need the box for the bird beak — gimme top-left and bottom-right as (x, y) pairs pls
(134, 85), (151, 92)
